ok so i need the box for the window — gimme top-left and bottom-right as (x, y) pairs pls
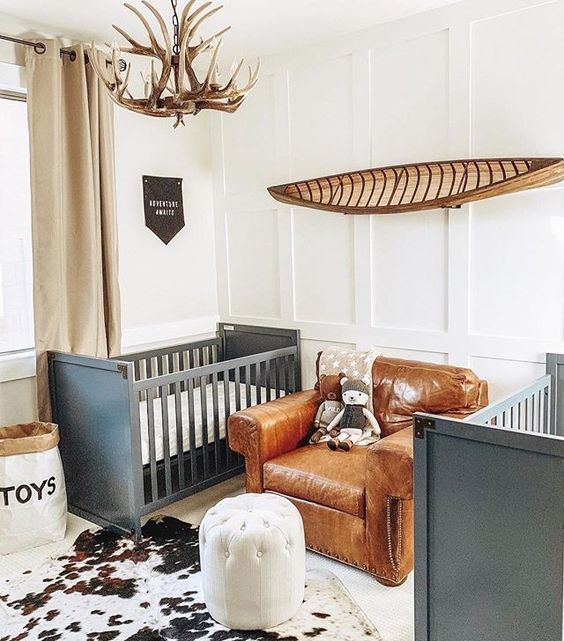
(0, 92), (33, 354)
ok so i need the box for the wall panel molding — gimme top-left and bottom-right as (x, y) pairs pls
(211, 0), (564, 401)
(122, 316), (219, 350)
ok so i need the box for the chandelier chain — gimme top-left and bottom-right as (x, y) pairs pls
(171, 0), (180, 55)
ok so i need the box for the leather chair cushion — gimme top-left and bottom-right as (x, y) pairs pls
(372, 356), (484, 436)
(263, 445), (367, 518)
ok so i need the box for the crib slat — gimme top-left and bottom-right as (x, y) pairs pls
(265, 359), (272, 401)
(160, 385), (172, 496)
(245, 364), (251, 408)
(168, 353), (174, 395)
(174, 380), (185, 490)
(544, 385), (551, 435)
(187, 377), (197, 484)
(256, 361), (263, 404)
(234, 367), (241, 412)
(284, 355), (290, 394)
(288, 354), (296, 393)
(275, 358), (281, 398)
(251, 363), (257, 404)
(158, 356), (165, 398)
(212, 372), (220, 473)
(179, 351), (186, 392)
(224, 367), (232, 467)
(517, 402), (522, 430)
(146, 388), (158, 503)
(201, 375), (209, 479)
(134, 359), (140, 382)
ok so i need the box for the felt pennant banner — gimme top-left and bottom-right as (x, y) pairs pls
(143, 175), (185, 244)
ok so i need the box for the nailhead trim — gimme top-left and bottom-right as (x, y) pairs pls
(386, 495), (403, 581)
(310, 544), (366, 571)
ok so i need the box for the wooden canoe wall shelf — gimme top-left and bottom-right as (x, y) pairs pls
(267, 157), (564, 215)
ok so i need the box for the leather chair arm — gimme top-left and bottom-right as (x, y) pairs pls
(365, 427), (414, 585)
(228, 390), (322, 493)
(367, 426), (413, 499)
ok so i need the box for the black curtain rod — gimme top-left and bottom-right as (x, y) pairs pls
(0, 34), (77, 60)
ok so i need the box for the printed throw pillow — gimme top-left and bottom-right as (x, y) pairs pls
(316, 347), (380, 411)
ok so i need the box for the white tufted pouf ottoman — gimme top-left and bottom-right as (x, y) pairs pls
(199, 493), (305, 630)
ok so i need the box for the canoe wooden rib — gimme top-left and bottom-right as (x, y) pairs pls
(267, 158), (564, 215)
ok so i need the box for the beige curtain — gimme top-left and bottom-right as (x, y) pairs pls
(26, 40), (121, 420)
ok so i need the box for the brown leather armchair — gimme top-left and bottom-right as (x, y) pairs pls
(228, 356), (488, 586)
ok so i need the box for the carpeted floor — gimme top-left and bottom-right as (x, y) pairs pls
(0, 476), (414, 641)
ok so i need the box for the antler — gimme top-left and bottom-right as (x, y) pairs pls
(174, 0), (260, 111)
(90, 0), (260, 126)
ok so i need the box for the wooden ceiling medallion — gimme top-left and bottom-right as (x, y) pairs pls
(268, 158), (564, 215)
(90, 0), (260, 127)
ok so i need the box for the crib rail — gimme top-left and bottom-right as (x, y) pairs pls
(132, 345), (299, 511)
(464, 374), (553, 434)
(119, 337), (221, 384)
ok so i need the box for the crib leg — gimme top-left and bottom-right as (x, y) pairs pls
(132, 518), (142, 544)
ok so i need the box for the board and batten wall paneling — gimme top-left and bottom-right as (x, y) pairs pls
(370, 30), (450, 333)
(288, 54), (354, 178)
(370, 30), (450, 166)
(293, 209), (356, 325)
(288, 54), (357, 325)
(211, 0), (564, 401)
(226, 209), (281, 319)
(375, 347), (448, 365)
(469, 191), (564, 341)
(221, 73), (277, 196)
(471, 1), (564, 156)
(371, 210), (449, 331)
(468, 357), (546, 402)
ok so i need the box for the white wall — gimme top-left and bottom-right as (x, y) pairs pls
(115, 109), (218, 349)
(0, 16), (219, 421)
(3, 0), (564, 422)
(211, 0), (564, 396)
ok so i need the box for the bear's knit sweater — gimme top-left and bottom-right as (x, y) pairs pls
(340, 404), (365, 431)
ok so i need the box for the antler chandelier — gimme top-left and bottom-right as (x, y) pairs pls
(91, 0), (260, 127)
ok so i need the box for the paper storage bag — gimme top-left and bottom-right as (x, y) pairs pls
(0, 422), (67, 554)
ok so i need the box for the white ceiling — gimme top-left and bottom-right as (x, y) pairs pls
(1, 0), (462, 60)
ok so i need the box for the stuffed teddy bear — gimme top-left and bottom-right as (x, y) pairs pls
(310, 374), (344, 443)
(326, 376), (381, 451)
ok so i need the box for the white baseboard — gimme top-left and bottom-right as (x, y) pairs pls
(121, 315), (220, 352)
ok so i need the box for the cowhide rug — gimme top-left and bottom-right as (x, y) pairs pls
(0, 516), (380, 641)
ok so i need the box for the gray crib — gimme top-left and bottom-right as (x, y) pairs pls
(414, 353), (564, 641)
(48, 323), (301, 538)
